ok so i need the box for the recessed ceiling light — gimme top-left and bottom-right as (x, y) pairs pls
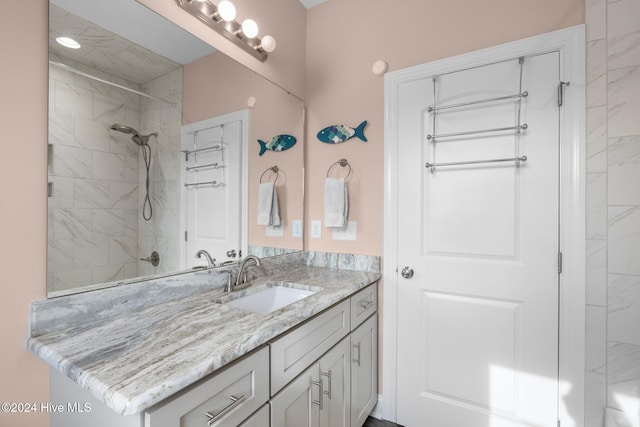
(56, 37), (81, 49)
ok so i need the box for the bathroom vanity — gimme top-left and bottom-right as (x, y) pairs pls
(28, 253), (379, 427)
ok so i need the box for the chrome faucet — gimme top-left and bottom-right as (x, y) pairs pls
(195, 250), (216, 268)
(231, 255), (262, 292)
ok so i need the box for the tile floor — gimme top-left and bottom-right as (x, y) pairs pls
(364, 416), (403, 427)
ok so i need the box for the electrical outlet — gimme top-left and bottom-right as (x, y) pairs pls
(311, 220), (322, 239)
(292, 220), (302, 238)
(332, 221), (357, 241)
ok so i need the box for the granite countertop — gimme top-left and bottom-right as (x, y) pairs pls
(27, 265), (380, 416)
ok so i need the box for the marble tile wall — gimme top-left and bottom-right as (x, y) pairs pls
(585, 0), (640, 425)
(48, 58), (182, 293)
(137, 68), (182, 277)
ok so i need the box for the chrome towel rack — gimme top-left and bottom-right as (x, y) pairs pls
(184, 124), (227, 189)
(327, 158), (352, 180)
(426, 56), (529, 173)
(427, 124), (528, 141)
(427, 91), (528, 113)
(425, 155), (527, 171)
(184, 180), (224, 190)
(182, 144), (222, 161)
(260, 165), (279, 184)
(186, 162), (224, 172)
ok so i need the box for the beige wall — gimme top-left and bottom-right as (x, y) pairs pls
(183, 51), (305, 251)
(0, 1), (50, 426)
(304, 0), (585, 255)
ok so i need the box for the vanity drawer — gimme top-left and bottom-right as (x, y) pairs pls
(350, 283), (377, 330)
(144, 346), (269, 427)
(269, 299), (350, 395)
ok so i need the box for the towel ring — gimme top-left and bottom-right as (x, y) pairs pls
(260, 165), (279, 184)
(327, 159), (351, 180)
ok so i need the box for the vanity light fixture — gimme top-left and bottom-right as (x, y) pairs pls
(56, 36), (81, 49)
(176, 0), (275, 62)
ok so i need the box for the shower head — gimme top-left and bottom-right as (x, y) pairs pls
(110, 124), (158, 146)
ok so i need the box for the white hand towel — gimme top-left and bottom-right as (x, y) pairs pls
(270, 185), (281, 227)
(257, 181), (281, 226)
(324, 178), (348, 228)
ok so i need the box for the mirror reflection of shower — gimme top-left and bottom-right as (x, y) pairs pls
(110, 124), (158, 221)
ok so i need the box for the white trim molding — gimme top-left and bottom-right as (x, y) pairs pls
(382, 25), (586, 425)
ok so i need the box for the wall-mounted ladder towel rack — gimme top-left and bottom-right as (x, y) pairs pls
(425, 155), (527, 171)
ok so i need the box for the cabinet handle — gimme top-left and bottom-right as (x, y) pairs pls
(321, 370), (332, 399)
(359, 300), (373, 310)
(205, 394), (246, 425)
(353, 343), (361, 366)
(312, 378), (324, 410)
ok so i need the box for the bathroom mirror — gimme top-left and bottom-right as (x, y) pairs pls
(47, 0), (304, 297)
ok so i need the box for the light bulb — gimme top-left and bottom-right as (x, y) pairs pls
(261, 35), (276, 53)
(241, 19), (258, 38)
(56, 37), (81, 49)
(217, 0), (236, 21)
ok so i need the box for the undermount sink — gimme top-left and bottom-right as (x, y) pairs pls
(220, 283), (318, 314)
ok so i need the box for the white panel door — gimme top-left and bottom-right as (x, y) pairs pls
(183, 119), (242, 267)
(396, 53), (560, 427)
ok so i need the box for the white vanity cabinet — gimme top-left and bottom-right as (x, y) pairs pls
(270, 337), (351, 427)
(269, 299), (351, 395)
(350, 313), (378, 427)
(269, 283), (378, 427)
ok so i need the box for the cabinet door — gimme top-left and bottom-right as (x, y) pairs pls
(319, 337), (351, 427)
(270, 363), (320, 427)
(270, 299), (350, 395)
(239, 404), (269, 427)
(351, 313), (378, 427)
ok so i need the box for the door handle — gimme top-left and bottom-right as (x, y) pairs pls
(401, 266), (414, 279)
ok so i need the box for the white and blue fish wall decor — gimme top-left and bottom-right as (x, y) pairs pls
(258, 134), (297, 156)
(317, 120), (368, 144)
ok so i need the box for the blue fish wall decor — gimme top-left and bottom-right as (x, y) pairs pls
(258, 134), (297, 156)
(317, 120), (368, 144)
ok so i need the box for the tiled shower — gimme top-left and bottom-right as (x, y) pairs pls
(585, 0), (640, 425)
(47, 55), (182, 294)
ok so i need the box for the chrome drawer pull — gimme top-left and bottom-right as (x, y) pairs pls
(312, 378), (324, 410)
(358, 300), (373, 310)
(205, 394), (246, 425)
(353, 343), (361, 366)
(321, 370), (332, 399)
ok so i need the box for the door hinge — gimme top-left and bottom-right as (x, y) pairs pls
(184, 231), (188, 242)
(558, 81), (570, 106)
(557, 420), (561, 427)
(558, 251), (563, 274)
